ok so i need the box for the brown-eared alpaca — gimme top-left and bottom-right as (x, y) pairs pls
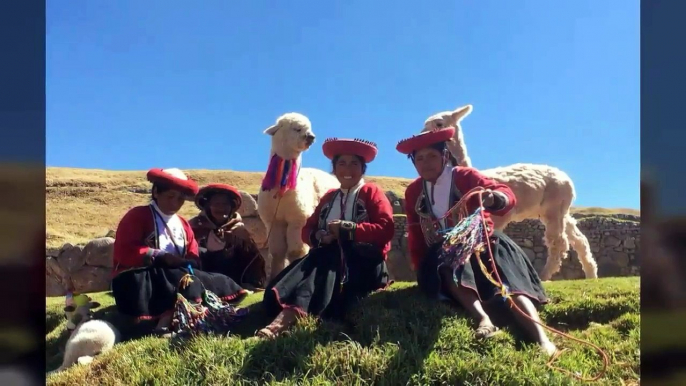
(257, 112), (340, 280)
(422, 105), (597, 280)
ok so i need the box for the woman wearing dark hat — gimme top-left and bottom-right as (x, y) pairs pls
(256, 138), (394, 338)
(396, 128), (557, 357)
(189, 184), (267, 290)
(110, 168), (248, 334)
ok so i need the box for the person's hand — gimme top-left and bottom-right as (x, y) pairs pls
(327, 220), (342, 239)
(218, 218), (248, 239)
(481, 189), (495, 208)
(155, 253), (186, 268)
(314, 230), (327, 241)
(225, 219), (251, 240)
(320, 234), (335, 244)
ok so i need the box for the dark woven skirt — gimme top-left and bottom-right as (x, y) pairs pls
(200, 248), (267, 289)
(262, 242), (391, 320)
(111, 266), (248, 321)
(417, 230), (548, 306)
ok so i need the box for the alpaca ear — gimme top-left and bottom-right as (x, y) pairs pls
(64, 305), (75, 313)
(450, 104), (473, 124)
(88, 301), (101, 309)
(264, 124), (280, 136)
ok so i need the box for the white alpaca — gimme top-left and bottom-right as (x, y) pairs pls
(422, 105), (598, 280)
(257, 112), (340, 279)
(51, 319), (120, 374)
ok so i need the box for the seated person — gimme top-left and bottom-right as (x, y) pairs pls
(110, 168), (248, 334)
(396, 128), (557, 357)
(257, 138), (394, 338)
(189, 183), (267, 290)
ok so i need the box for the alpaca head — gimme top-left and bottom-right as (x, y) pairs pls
(423, 104), (473, 133)
(64, 293), (101, 333)
(263, 112), (316, 159)
(422, 104), (473, 166)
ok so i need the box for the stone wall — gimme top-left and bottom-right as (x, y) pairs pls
(45, 191), (640, 296)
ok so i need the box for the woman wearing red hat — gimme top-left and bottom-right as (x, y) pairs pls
(189, 184), (267, 290)
(396, 128), (557, 357)
(256, 138), (394, 338)
(110, 168), (248, 334)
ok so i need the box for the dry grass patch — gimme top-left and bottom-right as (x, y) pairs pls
(47, 167), (638, 249)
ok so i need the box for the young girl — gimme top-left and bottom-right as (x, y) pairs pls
(257, 138), (394, 338)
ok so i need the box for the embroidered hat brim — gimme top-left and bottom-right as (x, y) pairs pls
(195, 183), (243, 210)
(322, 138), (378, 163)
(395, 127), (456, 155)
(146, 168), (199, 197)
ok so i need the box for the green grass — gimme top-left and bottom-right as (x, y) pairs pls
(46, 277), (639, 386)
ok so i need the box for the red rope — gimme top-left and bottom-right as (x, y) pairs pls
(445, 187), (610, 382)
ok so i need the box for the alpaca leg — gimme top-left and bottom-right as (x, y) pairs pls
(55, 342), (80, 372)
(564, 215), (598, 279)
(539, 214), (570, 281)
(268, 223), (288, 280)
(77, 355), (94, 366)
(286, 222), (309, 262)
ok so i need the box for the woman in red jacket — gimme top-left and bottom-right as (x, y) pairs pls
(257, 138), (394, 338)
(396, 128), (557, 357)
(111, 168), (247, 333)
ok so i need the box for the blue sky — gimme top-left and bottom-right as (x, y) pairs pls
(46, 0), (639, 209)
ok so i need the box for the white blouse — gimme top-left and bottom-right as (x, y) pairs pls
(150, 200), (186, 256)
(325, 178), (365, 223)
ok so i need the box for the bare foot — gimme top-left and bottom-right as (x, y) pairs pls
(155, 313), (172, 330)
(541, 341), (558, 358)
(256, 309), (298, 339)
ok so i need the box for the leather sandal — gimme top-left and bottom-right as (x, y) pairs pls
(475, 324), (501, 339)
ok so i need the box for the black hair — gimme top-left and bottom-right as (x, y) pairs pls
(200, 190), (238, 211)
(331, 154), (367, 174)
(151, 183), (172, 201)
(408, 141), (458, 167)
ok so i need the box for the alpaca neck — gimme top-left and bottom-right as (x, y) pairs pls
(272, 148), (302, 162)
(451, 127), (472, 167)
(261, 151), (300, 194)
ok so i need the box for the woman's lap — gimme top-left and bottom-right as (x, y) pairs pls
(111, 266), (246, 319)
(418, 231), (548, 306)
(263, 243), (389, 319)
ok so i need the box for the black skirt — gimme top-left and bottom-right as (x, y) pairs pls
(200, 247), (267, 289)
(417, 230), (549, 306)
(262, 241), (391, 320)
(111, 266), (248, 321)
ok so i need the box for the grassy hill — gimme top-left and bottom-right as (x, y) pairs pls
(46, 277), (639, 386)
(46, 167), (640, 249)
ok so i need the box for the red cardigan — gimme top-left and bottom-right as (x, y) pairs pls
(301, 182), (395, 258)
(112, 205), (200, 276)
(404, 166), (516, 271)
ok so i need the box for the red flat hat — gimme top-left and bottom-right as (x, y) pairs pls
(395, 127), (456, 155)
(322, 138), (378, 163)
(194, 183), (242, 210)
(146, 168), (199, 197)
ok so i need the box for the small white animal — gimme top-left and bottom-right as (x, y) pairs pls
(51, 319), (120, 374)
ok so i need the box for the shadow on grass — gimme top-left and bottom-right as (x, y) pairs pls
(237, 321), (348, 383)
(345, 285), (450, 385)
(346, 286), (554, 384)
